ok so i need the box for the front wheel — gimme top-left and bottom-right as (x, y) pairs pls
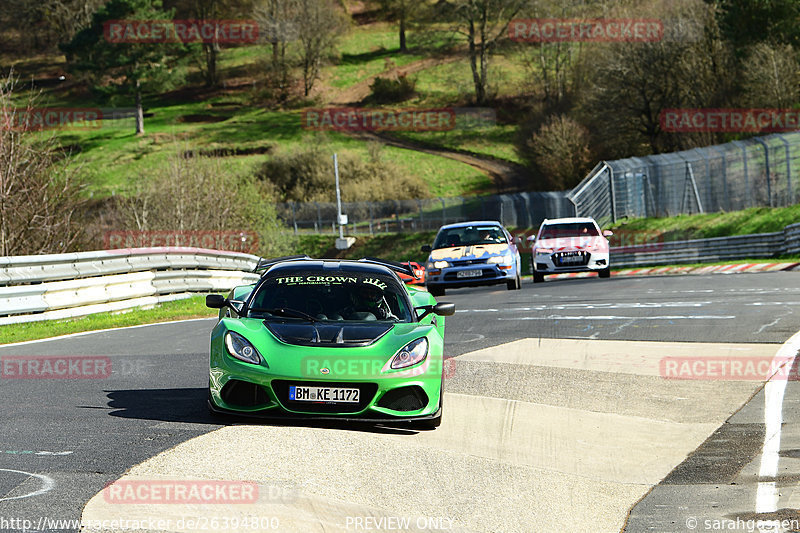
(507, 274), (521, 290)
(427, 284), (445, 296)
(599, 267), (611, 278)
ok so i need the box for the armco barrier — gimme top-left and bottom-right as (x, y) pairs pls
(610, 222), (800, 267)
(0, 247), (260, 325)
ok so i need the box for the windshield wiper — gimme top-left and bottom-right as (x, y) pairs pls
(249, 307), (319, 322)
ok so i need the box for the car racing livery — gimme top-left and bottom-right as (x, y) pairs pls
(205, 256), (455, 428)
(530, 217), (612, 282)
(422, 221), (522, 296)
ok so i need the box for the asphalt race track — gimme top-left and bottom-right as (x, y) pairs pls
(2, 271), (800, 532)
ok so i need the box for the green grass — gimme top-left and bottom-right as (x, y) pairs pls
(608, 205), (800, 242)
(0, 295), (218, 345)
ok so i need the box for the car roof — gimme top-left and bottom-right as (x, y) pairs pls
(263, 258), (400, 278)
(540, 217), (599, 225)
(437, 220), (505, 231)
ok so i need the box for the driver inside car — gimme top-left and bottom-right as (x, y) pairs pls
(339, 283), (398, 321)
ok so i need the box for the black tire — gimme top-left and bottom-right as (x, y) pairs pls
(599, 267), (611, 278)
(506, 274), (521, 290)
(533, 271), (545, 283)
(427, 284), (445, 296)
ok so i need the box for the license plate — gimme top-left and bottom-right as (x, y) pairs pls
(289, 385), (360, 403)
(456, 270), (482, 278)
(560, 256), (583, 264)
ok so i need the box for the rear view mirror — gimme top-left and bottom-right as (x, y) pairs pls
(421, 245), (432, 253)
(603, 230), (613, 237)
(526, 235), (536, 242)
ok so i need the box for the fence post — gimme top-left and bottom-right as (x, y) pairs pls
(733, 141), (750, 208)
(417, 199), (424, 230)
(754, 137), (772, 207)
(314, 202), (322, 234)
(369, 202), (374, 236)
(710, 145), (729, 211)
(608, 165), (617, 223)
(440, 197), (446, 226)
(778, 134), (792, 205)
(291, 202), (298, 235)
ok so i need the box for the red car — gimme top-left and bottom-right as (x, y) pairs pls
(398, 261), (426, 285)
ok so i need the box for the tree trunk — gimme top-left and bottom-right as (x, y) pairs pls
(135, 82), (144, 135)
(204, 43), (218, 86)
(399, 12), (407, 52)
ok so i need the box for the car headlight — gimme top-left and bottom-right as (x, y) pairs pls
(433, 260), (450, 269)
(535, 248), (554, 255)
(488, 255), (512, 265)
(390, 338), (428, 369)
(224, 331), (263, 365)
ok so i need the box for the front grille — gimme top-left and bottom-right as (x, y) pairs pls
(221, 380), (271, 407)
(443, 269), (494, 281)
(271, 380), (378, 413)
(553, 251), (590, 267)
(451, 258), (488, 267)
(376, 386), (429, 412)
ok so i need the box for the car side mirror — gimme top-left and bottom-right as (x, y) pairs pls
(603, 230), (613, 237)
(206, 294), (226, 309)
(526, 235), (536, 242)
(206, 295), (245, 315)
(415, 302), (456, 321)
(421, 245), (432, 253)
(433, 302), (455, 316)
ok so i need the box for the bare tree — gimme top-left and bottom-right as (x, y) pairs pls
(739, 43), (800, 108)
(295, 0), (349, 97)
(254, 0), (300, 97)
(0, 76), (87, 256)
(439, 0), (527, 104)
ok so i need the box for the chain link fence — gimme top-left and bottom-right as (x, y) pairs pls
(569, 132), (800, 227)
(276, 192), (574, 234)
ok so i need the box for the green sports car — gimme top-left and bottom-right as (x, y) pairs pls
(205, 256), (455, 428)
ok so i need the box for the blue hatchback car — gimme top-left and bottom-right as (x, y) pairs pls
(421, 221), (522, 296)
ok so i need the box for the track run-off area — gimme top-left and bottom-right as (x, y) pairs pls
(2, 271), (800, 532)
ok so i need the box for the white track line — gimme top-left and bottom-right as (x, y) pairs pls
(755, 329), (800, 522)
(0, 318), (215, 348)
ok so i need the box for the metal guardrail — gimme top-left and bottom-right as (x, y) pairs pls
(610, 223), (800, 267)
(0, 247), (260, 325)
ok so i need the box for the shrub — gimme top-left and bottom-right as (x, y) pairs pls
(256, 142), (428, 202)
(523, 114), (593, 190)
(369, 75), (416, 104)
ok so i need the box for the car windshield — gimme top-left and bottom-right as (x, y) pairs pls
(433, 225), (507, 248)
(539, 222), (600, 240)
(247, 269), (413, 322)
